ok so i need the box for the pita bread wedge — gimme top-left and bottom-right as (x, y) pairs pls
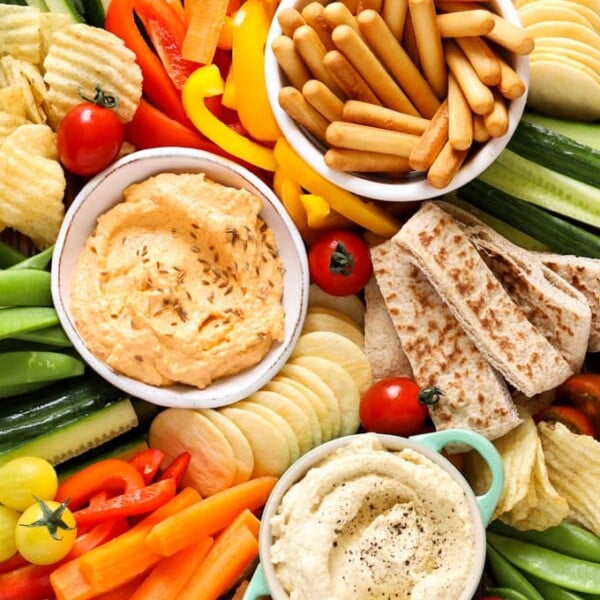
(394, 202), (573, 397)
(438, 201), (592, 372)
(371, 239), (520, 442)
(538, 252), (600, 352)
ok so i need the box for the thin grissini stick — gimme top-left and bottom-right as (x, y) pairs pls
(435, 0), (485, 10)
(455, 36), (501, 86)
(408, 0), (448, 99)
(301, 2), (336, 51)
(427, 139), (469, 188)
(408, 98), (448, 171)
(494, 51), (527, 99)
(483, 89), (508, 137)
(357, 10), (440, 118)
(293, 25), (345, 98)
(272, 35), (312, 90)
(326, 121), (421, 156)
(343, 100), (429, 135)
(486, 14), (535, 55)
(277, 7), (306, 37)
(303, 79), (345, 121)
(382, 0), (409, 40)
(443, 39), (494, 115)
(331, 24), (420, 116)
(403, 13), (422, 69)
(324, 148), (412, 172)
(341, 0), (360, 14)
(323, 49), (381, 104)
(436, 9), (495, 37)
(447, 72), (473, 151)
(361, 0), (384, 11)
(323, 2), (361, 34)
(279, 86), (330, 142)
(472, 113), (491, 142)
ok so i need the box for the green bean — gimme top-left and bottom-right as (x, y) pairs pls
(0, 269), (52, 306)
(0, 307), (59, 339)
(0, 381), (53, 400)
(525, 572), (589, 600)
(0, 351), (85, 387)
(488, 532), (600, 594)
(489, 520), (600, 562)
(0, 240), (25, 268)
(486, 543), (544, 600)
(7, 245), (54, 271)
(487, 587), (531, 600)
(13, 325), (72, 347)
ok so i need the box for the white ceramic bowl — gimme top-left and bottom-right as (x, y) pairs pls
(51, 148), (309, 409)
(264, 0), (529, 202)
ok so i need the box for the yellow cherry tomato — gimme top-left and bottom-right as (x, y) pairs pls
(0, 505), (20, 562)
(0, 457), (58, 511)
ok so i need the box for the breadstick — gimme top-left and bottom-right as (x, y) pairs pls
(303, 79), (345, 121)
(272, 35), (311, 90)
(483, 90), (508, 137)
(447, 72), (473, 151)
(455, 36), (501, 86)
(277, 7), (306, 37)
(472, 113), (491, 142)
(382, 0), (408, 40)
(324, 148), (412, 172)
(293, 25), (345, 98)
(486, 14), (535, 55)
(279, 87), (330, 143)
(331, 24), (420, 115)
(408, 0), (448, 99)
(341, 0), (360, 13)
(343, 100), (429, 134)
(494, 52), (527, 99)
(361, 0), (384, 11)
(323, 50), (381, 104)
(326, 121), (420, 156)
(427, 140), (469, 188)
(357, 10), (440, 118)
(408, 99), (448, 171)
(301, 2), (336, 51)
(323, 2), (361, 33)
(443, 39), (494, 114)
(402, 14), (421, 69)
(436, 9), (495, 37)
(435, 0), (485, 10)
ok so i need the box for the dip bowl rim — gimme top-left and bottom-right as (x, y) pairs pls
(51, 147), (310, 409)
(263, 0), (530, 202)
(256, 431), (495, 600)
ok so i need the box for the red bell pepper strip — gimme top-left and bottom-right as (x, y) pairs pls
(55, 459), (146, 511)
(133, 0), (200, 90)
(0, 552), (27, 574)
(157, 451), (191, 489)
(104, 0), (191, 127)
(129, 447), (166, 485)
(73, 478), (177, 527)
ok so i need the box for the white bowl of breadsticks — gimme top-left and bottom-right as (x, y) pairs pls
(265, 0), (531, 201)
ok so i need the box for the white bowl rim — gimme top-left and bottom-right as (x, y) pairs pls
(264, 0), (530, 202)
(51, 147), (309, 409)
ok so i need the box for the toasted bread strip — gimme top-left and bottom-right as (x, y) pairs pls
(394, 202), (574, 396)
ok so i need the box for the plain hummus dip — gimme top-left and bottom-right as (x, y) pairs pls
(70, 172), (285, 388)
(270, 435), (476, 600)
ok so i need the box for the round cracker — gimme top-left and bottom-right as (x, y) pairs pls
(519, 3), (596, 30)
(220, 406), (290, 477)
(302, 309), (365, 348)
(198, 408), (254, 485)
(308, 283), (365, 327)
(524, 21), (600, 52)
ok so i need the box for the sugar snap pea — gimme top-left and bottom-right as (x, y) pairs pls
(0, 307), (59, 339)
(525, 572), (588, 600)
(7, 244), (54, 271)
(0, 351), (84, 387)
(0, 240), (25, 268)
(489, 520), (600, 562)
(487, 587), (531, 600)
(0, 269), (52, 306)
(13, 325), (72, 347)
(486, 542), (544, 600)
(488, 532), (600, 594)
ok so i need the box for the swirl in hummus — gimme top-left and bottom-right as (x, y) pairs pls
(270, 435), (476, 600)
(70, 172), (285, 389)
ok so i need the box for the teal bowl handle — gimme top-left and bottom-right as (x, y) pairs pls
(410, 428), (504, 525)
(244, 563), (269, 600)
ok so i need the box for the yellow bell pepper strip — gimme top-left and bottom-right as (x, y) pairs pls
(299, 194), (355, 231)
(274, 138), (401, 237)
(230, 0), (281, 142)
(218, 13), (235, 50)
(182, 65), (278, 171)
(275, 172), (317, 244)
(222, 67), (237, 110)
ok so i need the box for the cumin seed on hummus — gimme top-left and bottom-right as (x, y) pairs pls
(70, 172), (285, 389)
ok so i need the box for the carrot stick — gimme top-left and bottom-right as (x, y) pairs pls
(145, 476), (276, 557)
(129, 537), (214, 600)
(178, 525), (259, 600)
(225, 508), (261, 538)
(181, 0), (229, 64)
(93, 574), (147, 600)
(50, 560), (94, 600)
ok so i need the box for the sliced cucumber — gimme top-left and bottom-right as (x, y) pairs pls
(0, 398), (139, 466)
(81, 0), (104, 26)
(44, 0), (84, 22)
(522, 112), (600, 151)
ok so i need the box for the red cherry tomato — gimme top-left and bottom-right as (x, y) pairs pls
(308, 230), (372, 296)
(534, 404), (597, 437)
(57, 101), (124, 177)
(359, 376), (430, 437)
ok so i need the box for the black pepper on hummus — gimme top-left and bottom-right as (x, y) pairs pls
(70, 172), (285, 389)
(270, 435), (476, 600)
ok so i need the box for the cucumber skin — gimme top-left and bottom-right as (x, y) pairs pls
(508, 120), (600, 189)
(522, 112), (600, 151)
